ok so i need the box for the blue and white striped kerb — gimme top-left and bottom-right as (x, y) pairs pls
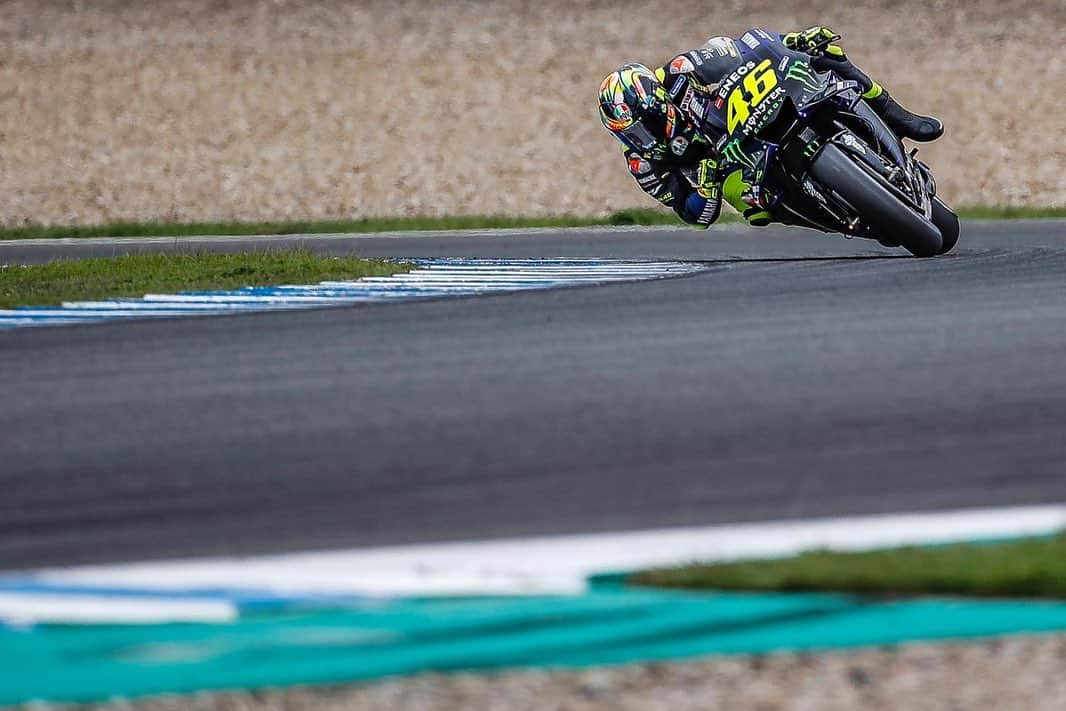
(0, 258), (704, 329)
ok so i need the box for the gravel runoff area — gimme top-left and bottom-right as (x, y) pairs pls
(2, 0), (1064, 227)
(28, 634), (1066, 711)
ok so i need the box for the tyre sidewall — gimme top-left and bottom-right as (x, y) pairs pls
(810, 144), (943, 257)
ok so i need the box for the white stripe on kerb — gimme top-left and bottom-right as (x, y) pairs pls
(0, 593), (236, 625)
(5, 505), (1062, 622)
(0, 259), (705, 329)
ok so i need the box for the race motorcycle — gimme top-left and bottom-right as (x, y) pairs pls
(690, 29), (959, 256)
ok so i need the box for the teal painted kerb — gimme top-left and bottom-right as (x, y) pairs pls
(4, 588), (1066, 706)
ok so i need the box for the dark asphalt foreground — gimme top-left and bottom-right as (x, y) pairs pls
(1, 221), (1065, 569)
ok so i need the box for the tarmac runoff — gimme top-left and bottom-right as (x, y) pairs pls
(2, 506), (1066, 706)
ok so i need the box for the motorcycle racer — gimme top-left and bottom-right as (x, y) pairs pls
(598, 27), (944, 229)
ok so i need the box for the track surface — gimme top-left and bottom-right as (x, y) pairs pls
(2, 221), (1066, 569)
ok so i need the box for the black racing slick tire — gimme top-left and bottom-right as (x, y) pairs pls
(931, 197), (961, 255)
(810, 144), (943, 257)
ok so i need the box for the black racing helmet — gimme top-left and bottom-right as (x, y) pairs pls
(598, 63), (695, 160)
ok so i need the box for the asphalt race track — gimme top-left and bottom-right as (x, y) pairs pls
(2, 221), (1066, 570)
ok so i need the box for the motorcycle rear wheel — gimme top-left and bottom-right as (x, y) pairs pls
(809, 144), (943, 257)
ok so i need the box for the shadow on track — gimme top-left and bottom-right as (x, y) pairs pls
(689, 255), (913, 265)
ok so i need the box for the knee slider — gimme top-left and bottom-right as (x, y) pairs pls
(680, 192), (717, 227)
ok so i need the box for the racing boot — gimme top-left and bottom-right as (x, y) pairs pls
(867, 90), (944, 142)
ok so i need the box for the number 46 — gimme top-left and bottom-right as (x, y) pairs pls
(727, 59), (779, 133)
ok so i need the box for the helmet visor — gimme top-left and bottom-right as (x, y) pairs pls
(619, 119), (660, 152)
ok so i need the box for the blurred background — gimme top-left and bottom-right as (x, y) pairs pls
(1, 0), (1063, 227)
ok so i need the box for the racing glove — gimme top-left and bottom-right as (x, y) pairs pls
(695, 157), (721, 200)
(784, 26), (844, 59)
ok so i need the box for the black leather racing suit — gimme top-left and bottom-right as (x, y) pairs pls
(622, 30), (893, 228)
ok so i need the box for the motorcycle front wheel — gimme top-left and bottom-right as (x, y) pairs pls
(809, 144), (943, 257)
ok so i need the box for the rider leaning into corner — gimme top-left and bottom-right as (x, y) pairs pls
(598, 26), (944, 230)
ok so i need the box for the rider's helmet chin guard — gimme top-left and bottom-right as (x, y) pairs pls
(598, 63), (693, 160)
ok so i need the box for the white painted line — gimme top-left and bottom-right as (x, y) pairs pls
(59, 301), (302, 311)
(0, 260), (705, 329)
(143, 295), (361, 303)
(374, 273), (681, 281)
(356, 274), (662, 282)
(415, 267), (687, 274)
(0, 319), (87, 327)
(8, 505), (1063, 613)
(0, 593), (236, 625)
(0, 309), (205, 318)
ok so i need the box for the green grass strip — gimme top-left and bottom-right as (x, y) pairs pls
(0, 210), (691, 241)
(630, 532), (1066, 599)
(0, 206), (1061, 241)
(2, 204), (1057, 243)
(0, 250), (409, 308)
(954, 206), (1066, 219)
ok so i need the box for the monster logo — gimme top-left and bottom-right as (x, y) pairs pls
(784, 60), (822, 92)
